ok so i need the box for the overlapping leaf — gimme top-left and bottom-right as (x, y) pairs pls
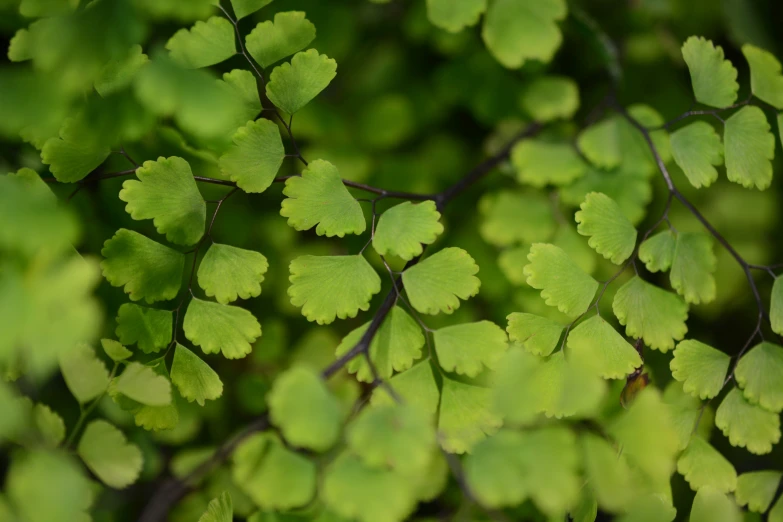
(245, 11), (315, 69)
(511, 140), (585, 187)
(433, 321), (507, 377)
(231, 0), (273, 20)
(197, 243), (268, 304)
(115, 303), (172, 354)
(371, 361), (440, 417)
(426, 0), (486, 33)
(743, 44), (783, 109)
(115, 362), (172, 406)
(715, 387), (780, 454)
(677, 436), (737, 493)
(506, 313), (563, 357)
(670, 232), (716, 304)
(523, 243), (598, 317)
(689, 487), (742, 522)
(575, 192), (637, 264)
(735, 342), (783, 412)
(567, 316), (642, 379)
(101, 339), (132, 362)
(735, 471), (782, 512)
(479, 191), (555, 246)
(639, 230), (675, 272)
(171, 343), (223, 406)
(166, 17), (236, 69)
(372, 201), (443, 261)
(41, 116), (112, 183)
(402, 247), (480, 315)
(439, 377), (501, 454)
(670, 121), (723, 188)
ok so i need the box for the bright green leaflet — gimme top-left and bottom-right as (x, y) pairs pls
(723, 105), (775, 190)
(433, 321), (507, 377)
(735, 471), (782, 512)
(670, 121), (723, 189)
(506, 312), (563, 357)
(233, 434), (316, 510)
(690, 487), (742, 522)
(280, 159), (366, 237)
(288, 255), (381, 325)
(197, 243), (268, 304)
(581, 433), (636, 512)
(77, 420), (142, 489)
(101, 229), (184, 303)
(347, 404), (436, 476)
(231, 0), (273, 20)
(335, 306), (424, 383)
(479, 190), (555, 246)
(520, 75), (579, 122)
(59, 343), (109, 404)
(94, 45), (149, 97)
(677, 437), (737, 493)
(743, 44), (783, 109)
(664, 381), (714, 451)
(577, 118), (620, 169)
(426, 0), (486, 33)
(33, 403), (65, 447)
(41, 117), (112, 183)
(8, 29), (31, 62)
(198, 492), (233, 522)
(670, 339), (730, 400)
(371, 361), (440, 417)
(119, 156), (206, 246)
(523, 243), (598, 317)
(481, 0), (566, 69)
(612, 276), (688, 352)
(171, 344), (223, 406)
(268, 366), (342, 452)
(218, 69), (263, 131)
(322, 453), (416, 522)
(115, 362), (172, 407)
(575, 192), (637, 264)
(772, 276), (783, 335)
(115, 303), (173, 354)
(166, 17), (236, 69)
(402, 247), (481, 315)
(680, 36), (739, 108)
(438, 377), (501, 454)
(670, 232), (716, 304)
(735, 342), (783, 412)
(372, 201), (444, 261)
(715, 387), (781, 455)
(183, 298), (261, 359)
(510, 140), (585, 188)
(101, 339), (132, 361)
(219, 119), (285, 194)
(639, 229), (675, 273)
(265, 49), (337, 114)
(566, 315), (642, 379)
(245, 11), (316, 69)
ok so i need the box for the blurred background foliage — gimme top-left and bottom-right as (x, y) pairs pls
(1, 0), (783, 520)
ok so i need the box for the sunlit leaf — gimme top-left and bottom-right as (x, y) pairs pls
(724, 106), (775, 190)
(520, 75), (579, 122)
(372, 201), (443, 261)
(670, 339), (730, 400)
(77, 420), (142, 489)
(567, 316), (641, 379)
(439, 377), (501, 454)
(184, 298), (261, 359)
(197, 244), (268, 304)
(198, 491), (233, 522)
(231, 0), (273, 20)
(677, 436), (737, 493)
(575, 192), (637, 264)
(101, 338), (133, 362)
(670, 121), (723, 189)
(479, 191), (555, 246)
(506, 312), (563, 357)
(715, 387), (780, 455)
(246, 11), (315, 69)
(735, 471), (782, 512)
(433, 321), (507, 377)
(735, 341), (783, 412)
(511, 140), (585, 188)
(681, 36), (739, 108)
(523, 243), (598, 317)
(219, 119), (285, 194)
(166, 17), (236, 69)
(689, 487), (741, 522)
(59, 343), (110, 404)
(403, 247), (481, 315)
(743, 44), (783, 109)
(265, 49), (337, 114)
(670, 232), (716, 304)
(171, 344), (223, 406)
(116, 303), (173, 354)
(371, 361), (440, 417)
(41, 116), (111, 183)
(639, 230), (675, 273)
(115, 362), (172, 407)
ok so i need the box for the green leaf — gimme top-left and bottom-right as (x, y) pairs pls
(506, 312), (563, 357)
(670, 232), (716, 304)
(198, 491), (233, 522)
(670, 339), (730, 400)
(280, 159), (365, 237)
(288, 255), (381, 325)
(110, 363), (179, 431)
(690, 487), (742, 522)
(77, 420), (142, 489)
(724, 106), (775, 190)
(639, 230), (676, 273)
(402, 247), (481, 315)
(233, 434), (316, 510)
(184, 298), (261, 359)
(197, 244), (268, 304)
(670, 121), (723, 189)
(371, 361), (440, 417)
(612, 276), (688, 352)
(567, 316), (642, 379)
(677, 437), (737, 493)
(33, 403), (65, 447)
(347, 404), (436, 476)
(171, 344), (223, 406)
(520, 75), (579, 122)
(166, 17), (236, 69)
(265, 49), (337, 114)
(101, 338), (133, 361)
(616, 496), (676, 522)
(439, 377), (501, 454)
(101, 229), (185, 303)
(772, 276), (783, 335)
(8, 29), (31, 62)
(115, 362), (172, 407)
(575, 192), (637, 264)
(231, 0), (273, 20)
(217, 69), (263, 132)
(735, 471), (782, 512)
(571, 489), (598, 522)
(664, 381), (714, 451)
(581, 433), (635, 512)
(119, 156), (206, 246)
(322, 453), (416, 522)
(735, 342), (783, 412)
(743, 44), (783, 109)
(481, 0), (566, 69)
(523, 243), (598, 317)
(116, 303), (173, 354)
(95, 45), (149, 97)
(372, 201), (444, 261)
(335, 306), (424, 383)
(510, 140), (585, 188)
(772, 494), (783, 522)
(681, 36), (739, 108)
(426, 0), (486, 32)
(433, 321), (507, 377)
(715, 387), (780, 455)
(59, 343), (110, 403)
(41, 117), (112, 183)
(245, 11), (316, 69)
(479, 191), (555, 246)
(219, 119), (285, 194)
(268, 366), (341, 451)
(577, 119), (620, 169)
